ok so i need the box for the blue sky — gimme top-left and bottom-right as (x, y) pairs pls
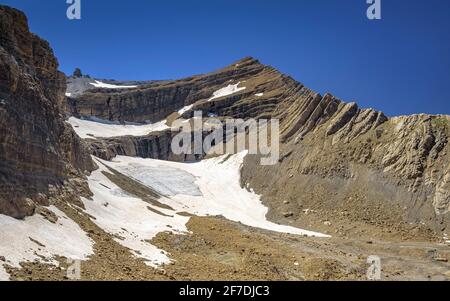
(2, 0), (449, 116)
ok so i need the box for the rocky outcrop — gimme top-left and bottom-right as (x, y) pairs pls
(241, 113), (449, 234)
(89, 129), (215, 162)
(90, 131), (175, 161)
(66, 53), (449, 234)
(0, 5), (94, 218)
(66, 57), (265, 123)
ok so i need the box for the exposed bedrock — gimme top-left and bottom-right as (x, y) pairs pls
(241, 113), (450, 234)
(0, 5), (94, 218)
(89, 128), (226, 163)
(66, 44), (449, 235)
(66, 57), (265, 123)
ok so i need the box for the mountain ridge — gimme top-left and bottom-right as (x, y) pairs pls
(66, 56), (449, 237)
(1, 4), (449, 281)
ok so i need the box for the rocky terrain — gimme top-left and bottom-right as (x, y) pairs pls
(0, 5), (449, 281)
(0, 6), (94, 219)
(67, 56), (449, 237)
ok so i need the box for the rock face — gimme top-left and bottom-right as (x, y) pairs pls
(68, 56), (450, 234)
(90, 130), (177, 161)
(66, 57), (265, 123)
(89, 129), (218, 162)
(0, 6), (94, 218)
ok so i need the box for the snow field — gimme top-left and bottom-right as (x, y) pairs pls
(90, 80), (138, 89)
(104, 152), (330, 238)
(67, 117), (169, 139)
(82, 159), (191, 267)
(0, 206), (94, 280)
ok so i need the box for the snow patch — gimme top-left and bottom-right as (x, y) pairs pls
(65, 92), (72, 97)
(82, 160), (190, 267)
(0, 265), (9, 281)
(83, 153), (329, 266)
(208, 82), (246, 102)
(0, 206), (93, 279)
(117, 164), (202, 197)
(67, 117), (169, 139)
(107, 153), (329, 238)
(178, 104), (193, 115)
(90, 80), (138, 89)
(255, 93), (264, 97)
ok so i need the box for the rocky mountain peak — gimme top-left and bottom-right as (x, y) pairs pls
(65, 53), (449, 234)
(1, 5), (449, 281)
(73, 67), (83, 78)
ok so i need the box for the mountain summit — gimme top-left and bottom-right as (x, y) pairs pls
(0, 5), (449, 281)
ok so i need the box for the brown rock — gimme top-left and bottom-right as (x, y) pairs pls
(0, 5), (94, 219)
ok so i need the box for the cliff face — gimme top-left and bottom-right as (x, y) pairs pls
(0, 6), (94, 218)
(66, 58), (265, 123)
(90, 131), (176, 161)
(69, 57), (450, 234)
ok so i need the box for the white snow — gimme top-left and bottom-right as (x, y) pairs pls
(255, 93), (264, 97)
(67, 117), (169, 139)
(65, 92), (72, 97)
(116, 163), (202, 197)
(208, 82), (246, 102)
(82, 159), (190, 267)
(178, 104), (193, 115)
(105, 152), (329, 238)
(0, 151), (328, 273)
(0, 206), (93, 279)
(0, 265), (9, 281)
(90, 80), (138, 89)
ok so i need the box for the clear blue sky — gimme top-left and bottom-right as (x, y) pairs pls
(2, 0), (449, 116)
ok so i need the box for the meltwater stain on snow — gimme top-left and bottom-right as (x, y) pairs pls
(117, 163), (203, 197)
